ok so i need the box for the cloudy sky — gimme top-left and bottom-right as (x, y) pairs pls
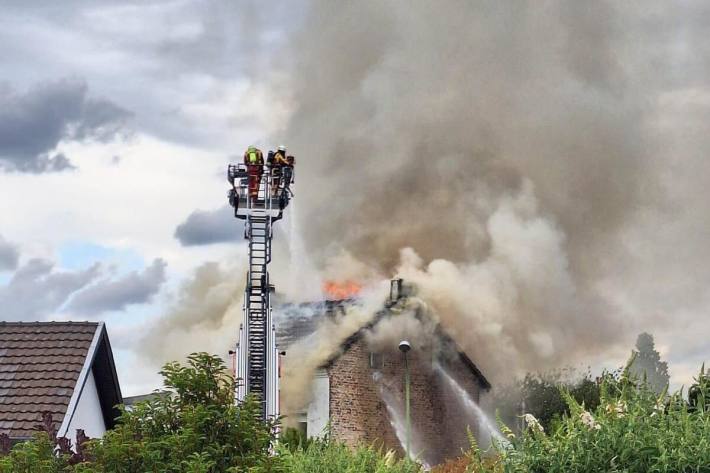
(0, 0), (300, 394)
(1, 1), (709, 395)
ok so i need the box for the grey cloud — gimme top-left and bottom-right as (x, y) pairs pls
(66, 259), (167, 315)
(0, 235), (19, 271)
(174, 205), (239, 246)
(0, 78), (131, 173)
(151, 1), (299, 78)
(0, 259), (100, 321)
(0, 1), (298, 149)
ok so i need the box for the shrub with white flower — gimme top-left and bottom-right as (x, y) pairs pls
(523, 413), (544, 433)
(605, 399), (627, 417)
(465, 360), (710, 473)
(579, 411), (601, 430)
(650, 397), (665, 417)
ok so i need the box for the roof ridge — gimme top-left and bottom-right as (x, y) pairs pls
(0, 321), (99, 326)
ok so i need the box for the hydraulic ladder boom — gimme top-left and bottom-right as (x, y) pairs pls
(228, 160), (292, 419)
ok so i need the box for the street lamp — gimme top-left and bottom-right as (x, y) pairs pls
(399, 340), (412, 459)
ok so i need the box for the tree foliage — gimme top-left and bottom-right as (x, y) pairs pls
(469, 363), (710, 472)
(0, 353), (282, 473)
(494, 332), (672, 434)
(1, 351), (707, 472)
(629, 332), (670, 394)
(81, 353), (282, 472)
(493, 367), (602, 434)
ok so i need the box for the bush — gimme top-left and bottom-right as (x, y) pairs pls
(0, 353), (282, 473)
(279, 438), (422, 473)
(3, 353), (707, 472)
(80, 353), (282, 473)
(494, 367), (603, 434)
(469, 362), (710, 472)
(431, 456), (471, 473)
(279, 427), (314, 453)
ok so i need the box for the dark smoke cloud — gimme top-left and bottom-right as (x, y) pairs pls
(66, 258), (167, 315)
(281, 1), (652, 272)
(0, 78), (131, 173)
(0, 235), (19, 271)
(174, 205), (239, 246)
(268, 1), (710, 378)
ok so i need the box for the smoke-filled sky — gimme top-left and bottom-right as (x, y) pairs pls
(1, 1), (709, 394)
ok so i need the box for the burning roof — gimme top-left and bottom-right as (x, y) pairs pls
(274, 279), (490, 389)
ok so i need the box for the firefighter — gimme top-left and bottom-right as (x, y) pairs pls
(282, 155), (295, 196)
(270, 145), (288, 196)
(243, 145), (264, 204)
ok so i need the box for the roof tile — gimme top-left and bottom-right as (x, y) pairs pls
(0, 322), (99, 439)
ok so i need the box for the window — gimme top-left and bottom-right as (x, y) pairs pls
(369, 352), (384, 369)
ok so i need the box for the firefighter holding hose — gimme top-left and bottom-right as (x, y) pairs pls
(270, 145), (288, 197)
(283, 155), (295, 196)
(243, 145), (264, 204)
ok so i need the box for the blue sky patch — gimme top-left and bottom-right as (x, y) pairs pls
(58, 241), (145, 274)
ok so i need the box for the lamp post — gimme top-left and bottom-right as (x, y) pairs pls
(398, 340), (412, 459)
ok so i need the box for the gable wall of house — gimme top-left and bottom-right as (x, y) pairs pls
(326, 338), (485, 465)
(64, 370), (107, 441)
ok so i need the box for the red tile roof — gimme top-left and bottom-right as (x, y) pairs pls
(0, 322), (99, 439)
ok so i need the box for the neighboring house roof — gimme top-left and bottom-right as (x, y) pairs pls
(122, 391), (170, 410)
(275, 300), (353, 351)
(0, 322), (122, 440)
(274, 302), (326, 351)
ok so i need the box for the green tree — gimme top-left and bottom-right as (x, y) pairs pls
(76, 352), (282, 473)
(629, 332), (670, 394)
(0, 433), (69, 473)
(493, 368), (602, 434)
(1, 353), (282, 472)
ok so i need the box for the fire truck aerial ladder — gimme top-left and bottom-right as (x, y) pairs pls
(227, 159), (292, 420)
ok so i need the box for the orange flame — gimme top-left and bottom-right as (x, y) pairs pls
(322, 280), (362, 300)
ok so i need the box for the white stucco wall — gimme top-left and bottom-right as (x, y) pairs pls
(65, 370), (106, 441)
(307, 369), (330, 438)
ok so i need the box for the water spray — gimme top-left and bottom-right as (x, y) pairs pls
(433, 362), (508, 447)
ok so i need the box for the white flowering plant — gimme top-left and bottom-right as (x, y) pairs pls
(465, 357), (710, 473)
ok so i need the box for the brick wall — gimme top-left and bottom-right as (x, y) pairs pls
(327, 338), (485, 465)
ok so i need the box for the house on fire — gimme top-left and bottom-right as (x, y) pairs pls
(276, 280), (491, 465)
(0, 322), (122, 444)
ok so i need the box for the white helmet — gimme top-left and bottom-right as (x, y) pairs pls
(277, 145), (286, 152)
